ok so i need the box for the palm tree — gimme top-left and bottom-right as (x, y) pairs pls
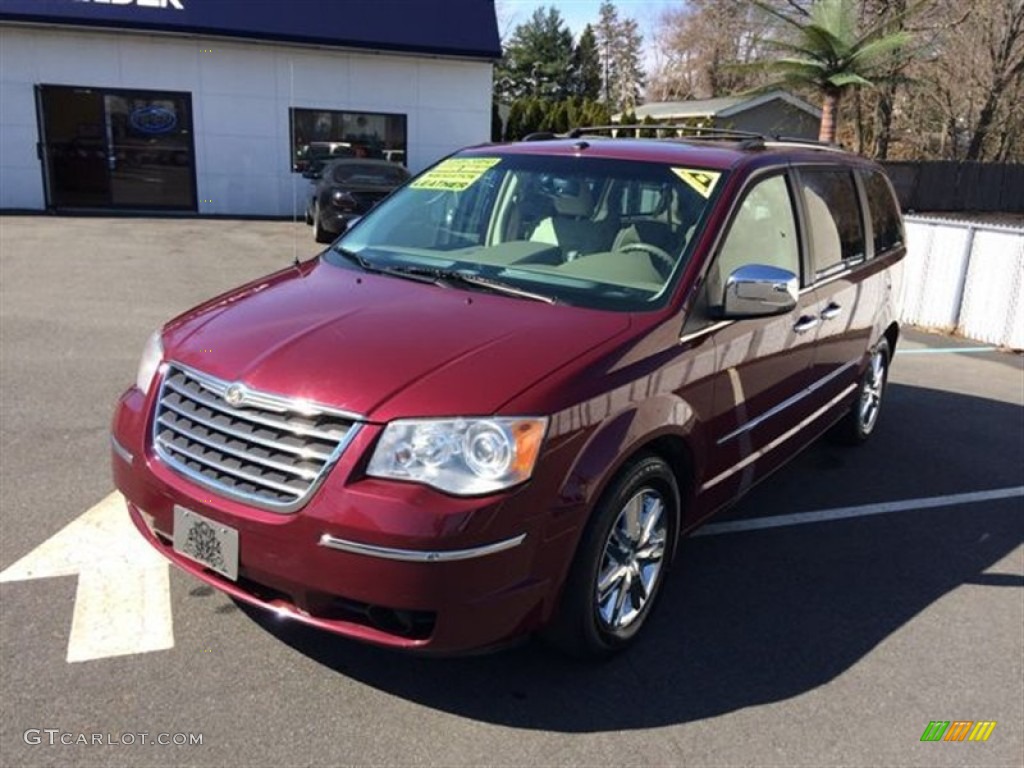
(753, 0), (913, 143)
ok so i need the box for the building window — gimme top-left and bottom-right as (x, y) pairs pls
(289, 108), (407, 172)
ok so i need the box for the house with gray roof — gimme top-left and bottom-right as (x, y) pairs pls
(619, 90), (822, 140)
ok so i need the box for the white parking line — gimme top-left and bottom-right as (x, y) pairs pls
(897, 346), (998, 355)
(694, 486), (1024, 536)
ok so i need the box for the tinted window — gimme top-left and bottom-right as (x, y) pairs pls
(799, 170), (866, 275)
(862, 170), (903, 255)
(706, 174), (800, 307)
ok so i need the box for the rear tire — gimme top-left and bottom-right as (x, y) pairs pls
(313, 201), (333, 244)
(831, 338), (890, 445)
(543, 453), (679, 660)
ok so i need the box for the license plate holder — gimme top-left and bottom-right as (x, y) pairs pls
(173, 506), (239, 581)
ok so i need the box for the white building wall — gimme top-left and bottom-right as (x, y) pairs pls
(0, 25), (493, 215)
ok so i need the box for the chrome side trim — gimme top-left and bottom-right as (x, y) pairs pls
(110, 434), (134, 464)
(679, 320), (734, 344)
(702, 382), (858, 492)
(318, 533), (527, 563)
(717, 359), (858, 445)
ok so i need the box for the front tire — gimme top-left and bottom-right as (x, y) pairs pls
(544, 453), (680, 660)
(832, 338), (890, 444)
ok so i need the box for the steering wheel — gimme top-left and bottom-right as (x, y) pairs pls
(617, 242), (676, 275)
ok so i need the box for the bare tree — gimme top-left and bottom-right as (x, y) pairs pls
(648, 0), (777, 101)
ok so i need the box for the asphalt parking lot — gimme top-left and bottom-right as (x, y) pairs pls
(1, 215), (1021, 768)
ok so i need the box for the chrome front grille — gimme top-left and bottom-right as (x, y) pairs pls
(152, 364), (360, 511)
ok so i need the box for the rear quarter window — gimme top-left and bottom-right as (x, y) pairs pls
(799, 169), (866, 277)
(861, 170), (904, 256)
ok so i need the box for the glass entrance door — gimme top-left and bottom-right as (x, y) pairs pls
(37, 85), (196, 211)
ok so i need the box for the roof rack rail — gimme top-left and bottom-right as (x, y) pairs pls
(516, 124), (848, 153)
(566, 124), (767, 142)
(763, 137), (846, 153)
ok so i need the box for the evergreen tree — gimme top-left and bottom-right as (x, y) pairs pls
(613, 17), (645, 111)
(505, 100), (526, 141)
(525, 98), (547, 136)
(593, 2), (645, 113)
(594, 2), (619, 106)
(491, 102), (503, 142)
(571, 25), (602, 100)
(494, 7), (575, 102)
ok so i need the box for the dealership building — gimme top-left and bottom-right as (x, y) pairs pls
(0, 0), (499, 215)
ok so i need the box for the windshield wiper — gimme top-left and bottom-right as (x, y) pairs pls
(384, 266), (557, 304)
(332, 247), (442, 286)
(332, 246), (381, 273)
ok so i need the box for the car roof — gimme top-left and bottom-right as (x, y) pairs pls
(461, 137), (878, 174)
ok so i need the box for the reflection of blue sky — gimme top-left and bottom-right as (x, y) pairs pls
(498, 0), (676, 57)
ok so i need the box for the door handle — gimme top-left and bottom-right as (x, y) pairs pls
(793, 315), (820, 334)
(821, 302), (842, 321)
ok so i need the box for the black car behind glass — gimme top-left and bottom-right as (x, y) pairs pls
(304, 159), (410, 243)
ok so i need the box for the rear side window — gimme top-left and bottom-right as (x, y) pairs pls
(861, 170), (904, 255)
(799, 169), (866, 276)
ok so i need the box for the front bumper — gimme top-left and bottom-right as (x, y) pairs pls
(111, 388), (576, 653)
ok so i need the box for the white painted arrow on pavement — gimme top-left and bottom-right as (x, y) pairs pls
(0, 492), (174, 663)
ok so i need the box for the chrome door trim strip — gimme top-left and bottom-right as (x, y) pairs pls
(679, 320), (734, 344)
(702, 381), (858, 492)
(318, 533), (527, 562)
(717, 359), (859, 446)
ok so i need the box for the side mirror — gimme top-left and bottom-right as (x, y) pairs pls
(301, 169), (321, 180)
(722, 264), (798, 317)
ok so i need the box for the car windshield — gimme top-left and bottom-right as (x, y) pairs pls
(328, 153), (723, 311)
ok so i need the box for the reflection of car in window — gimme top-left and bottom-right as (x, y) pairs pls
(113, 129), (906, 660)
(293, 141), (354, 173)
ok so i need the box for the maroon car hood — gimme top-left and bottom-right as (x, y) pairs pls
(163, 260), (632, 421)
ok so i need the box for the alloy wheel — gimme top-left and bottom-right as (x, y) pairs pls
(595, 488), (668, 630)
(859, 347), (887, 435)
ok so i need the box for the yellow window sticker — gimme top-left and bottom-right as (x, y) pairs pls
(672, 168), (722, 199)
(410, 157), (501, 191)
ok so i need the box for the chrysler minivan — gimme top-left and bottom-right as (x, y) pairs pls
(111, 131), (905, 658)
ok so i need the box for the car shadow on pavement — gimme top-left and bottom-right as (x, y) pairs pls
(238, 383), (1023, 732)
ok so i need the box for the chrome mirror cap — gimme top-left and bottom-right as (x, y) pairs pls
(722, 264), (798, 318)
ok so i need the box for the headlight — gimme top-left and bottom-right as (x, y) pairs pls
(135, 330), (164, 395)
(367, 417), (548, 495)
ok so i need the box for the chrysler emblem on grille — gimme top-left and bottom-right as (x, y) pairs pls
(224, 383), (247, 407)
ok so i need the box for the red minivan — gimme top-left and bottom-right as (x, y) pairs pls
(111, 132), (905, 657)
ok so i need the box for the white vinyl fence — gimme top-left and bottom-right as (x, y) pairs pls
(900, 216), (1024, 350)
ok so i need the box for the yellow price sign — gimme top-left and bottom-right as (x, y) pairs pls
(410, 157), (501, 191)
(672, 168), (722, 199)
